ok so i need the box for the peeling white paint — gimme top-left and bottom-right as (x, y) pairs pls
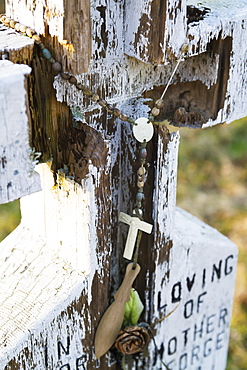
(0, 60), (41, 204)
(6, 0), (64, 37)
(0, 25), (34, 50)
(0, 163), (100, 368)
(153, 131), (180, 244)
(151, 208), (238, 369)
(5, 0), (247, 127)
(165, 0), (188, 57)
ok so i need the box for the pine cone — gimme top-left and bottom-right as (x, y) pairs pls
(114, 325), (150, 355)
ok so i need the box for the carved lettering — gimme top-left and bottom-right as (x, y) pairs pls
(204, 338), (212, 357)
(158, 290), (167, 311)
(211, 260), (222, 282)
(186, 273), (195, 292)
(76, 355), (87, 369)
(202, 268), (206, 288)
(206, 314), (215, 334)
(197, 292), (207, 313)
(215, 331), (224, 350)
(225, 255), (234, 275)
(182, 328), (190, 347)
(171, 282), (182, 303)
(193, 320), (203, 341)
(44, 346), (48, 367)
(162, 307), (229, 365)
(158, 255), (235, 314)
(179, 353), (187, 370)
(218, 308), (228, 328)
(184, 299), (193, 319)
(58, 336), (70, 359)
(168, 337), (177, 355)
(191, 345), (200, 364)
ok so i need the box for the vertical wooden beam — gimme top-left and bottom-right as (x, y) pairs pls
(0, 60), (41, 204)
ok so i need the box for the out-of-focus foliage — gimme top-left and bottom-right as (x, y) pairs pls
(0, 0), (4, 14)
(0, 200), (21, 241)
(177, 117), (247, 370)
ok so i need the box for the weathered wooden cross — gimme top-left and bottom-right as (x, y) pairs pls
(0, 0), (246, 369)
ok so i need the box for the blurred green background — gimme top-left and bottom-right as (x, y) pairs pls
(0, 118), (246, 368)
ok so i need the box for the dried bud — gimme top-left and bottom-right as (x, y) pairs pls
(114, 325), (150, 355)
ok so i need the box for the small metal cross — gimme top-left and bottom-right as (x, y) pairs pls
(119, 212), (153, 260)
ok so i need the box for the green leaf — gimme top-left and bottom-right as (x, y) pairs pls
(123, 288), (144, 327)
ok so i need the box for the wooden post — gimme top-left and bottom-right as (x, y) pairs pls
(0, 58), (41, 203)
(0, 1), (246, 369)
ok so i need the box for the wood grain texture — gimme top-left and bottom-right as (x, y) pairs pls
(63, 0), (91, 73)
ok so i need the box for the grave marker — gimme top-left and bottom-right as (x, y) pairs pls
(0, 1), (245, 369)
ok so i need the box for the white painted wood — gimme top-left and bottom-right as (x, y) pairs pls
(124, 0), (187, 63)
(151, 208), (238, 369)
(153, 131), (180, 243)
(0, 60), (41, 204)
(122, 0), (247, 125)
(0, 24), (34, 50)
(4, 0), (247, 126)
(187, 0), (247, 125)
(0, 162), (99, 367)
(6, 0), (64, 38)
(149, 130), (238, 369)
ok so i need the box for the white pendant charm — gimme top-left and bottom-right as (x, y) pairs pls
(119, 212), (153, 260)
(133, 117), (154, 143)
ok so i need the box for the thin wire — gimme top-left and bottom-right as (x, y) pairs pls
(160, 53), (184, 100)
